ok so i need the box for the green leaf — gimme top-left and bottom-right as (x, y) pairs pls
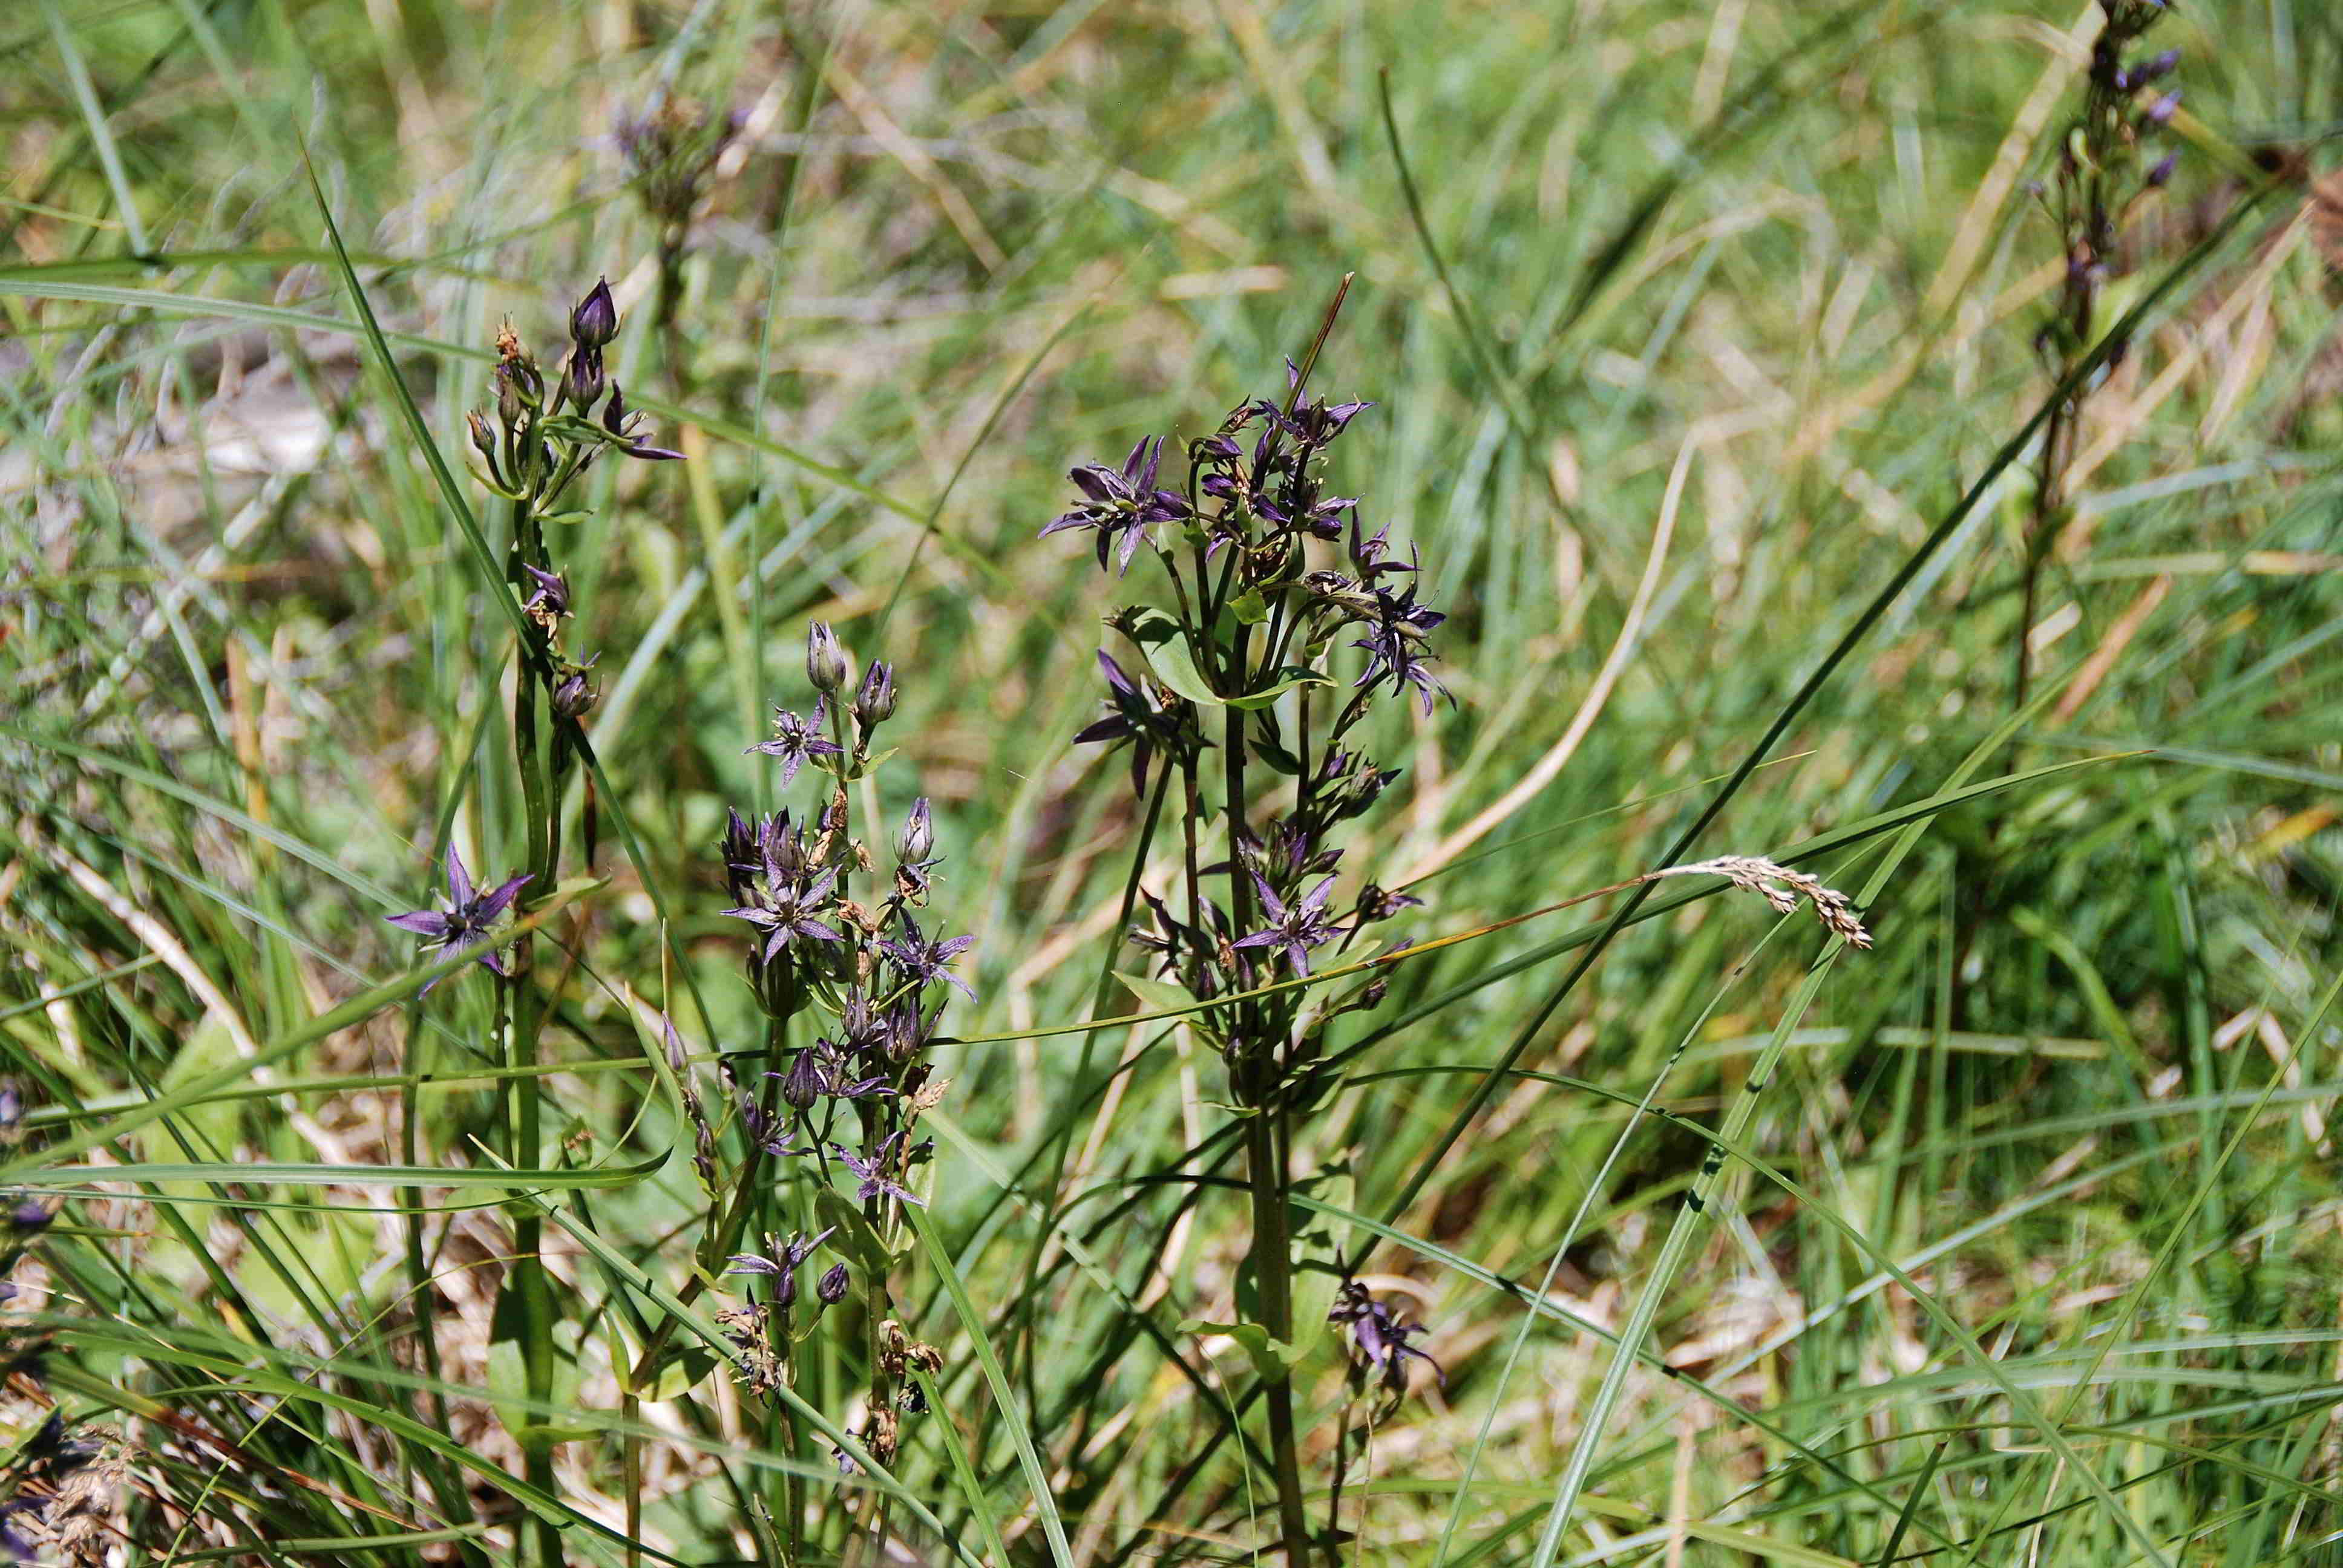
(1225, 666), (1334, 711)
(1178, 1318), (1300, 1379)
(908, 1207), (1078, 1568)
(1120, 609), (1221, 707)
(1229, 587), (1271, 626)
(490, 1311), (588, 1442)
(1287, 1165), (1356, 1365)
(1115, 972), (1225, 1051)
(639, 1343), (717, 1403)
(1114, 971), (1197, 1014)
(1251, 733), (1305, 775)
(1116, 609), (1330, 710)
(842, 746), (899, 782)
(13, 1153), (666, 1191)
(815, 1185), (893, 1275)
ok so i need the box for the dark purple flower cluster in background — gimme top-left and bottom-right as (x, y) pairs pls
(2031, 1), (2181, 375)
(2014, 1), (2179, 708)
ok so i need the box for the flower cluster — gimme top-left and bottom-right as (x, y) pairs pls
(391, 277), (690, 986)
(2031, 1), (2181, 375)
(616, 99), (742, 254)
(1043, 337), (1452, 1474)
(470, 279), (688, 756)
(467, 279), (683, 509)
(1047, 358), (1440, 1013)
(709, 623), (972, 1466)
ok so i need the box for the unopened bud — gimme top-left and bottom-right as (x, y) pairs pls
(2146, 152), (2177, 188)
(896, 797), (934, 867)
(817, 1263), (849, 1304)
(806, 621), (847, 693)
(571, 277), (618, 350)
(854, 661), (897, 728)
(467, 410), (498, 463)
(2144, 90), (2180, 128)
(780, 1047), (827, 1111)
(562, 348), (606, 413)
(552, 665), (599, 720)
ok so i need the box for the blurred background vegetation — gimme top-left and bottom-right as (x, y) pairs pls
(4, 0), (2342, 1562)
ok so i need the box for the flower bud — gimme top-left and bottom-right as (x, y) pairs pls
(817, 1263), (849, 1305)
(895, 797), (934, 867)
(779, 1047), (827, 1111)
(571, 277), (618, 350)
(2146, 152), (2177, 188)
(854, 661), (897, 728)
(2144, 90), (2180, 128)
(772, 1261), (798, 1310)
(562, 348), (606, 413)
(806, 621), (847, 693)
(467, 410), (498, 464)
(551, 666), (600, 720)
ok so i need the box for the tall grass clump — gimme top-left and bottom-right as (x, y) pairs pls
(3, 0), (2341, 1565)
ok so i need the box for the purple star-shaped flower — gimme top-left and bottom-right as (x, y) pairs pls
(879, 914), (977, 999)
(726, 1227), (834, 1308)
(722, 866), (844, 962)
(1073, 652), (1190, 799)
(1328, 1281), (1442, 1394)
(1039, 436), (1192, 574)
(520, 563), (570, 619)
(746, 705), (844, 787)
(831, 1134), (925, 1208)
(1350, 586), (1450, 717)
(1231, 874), (1340, 976)
(385, 848), (532, 993)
